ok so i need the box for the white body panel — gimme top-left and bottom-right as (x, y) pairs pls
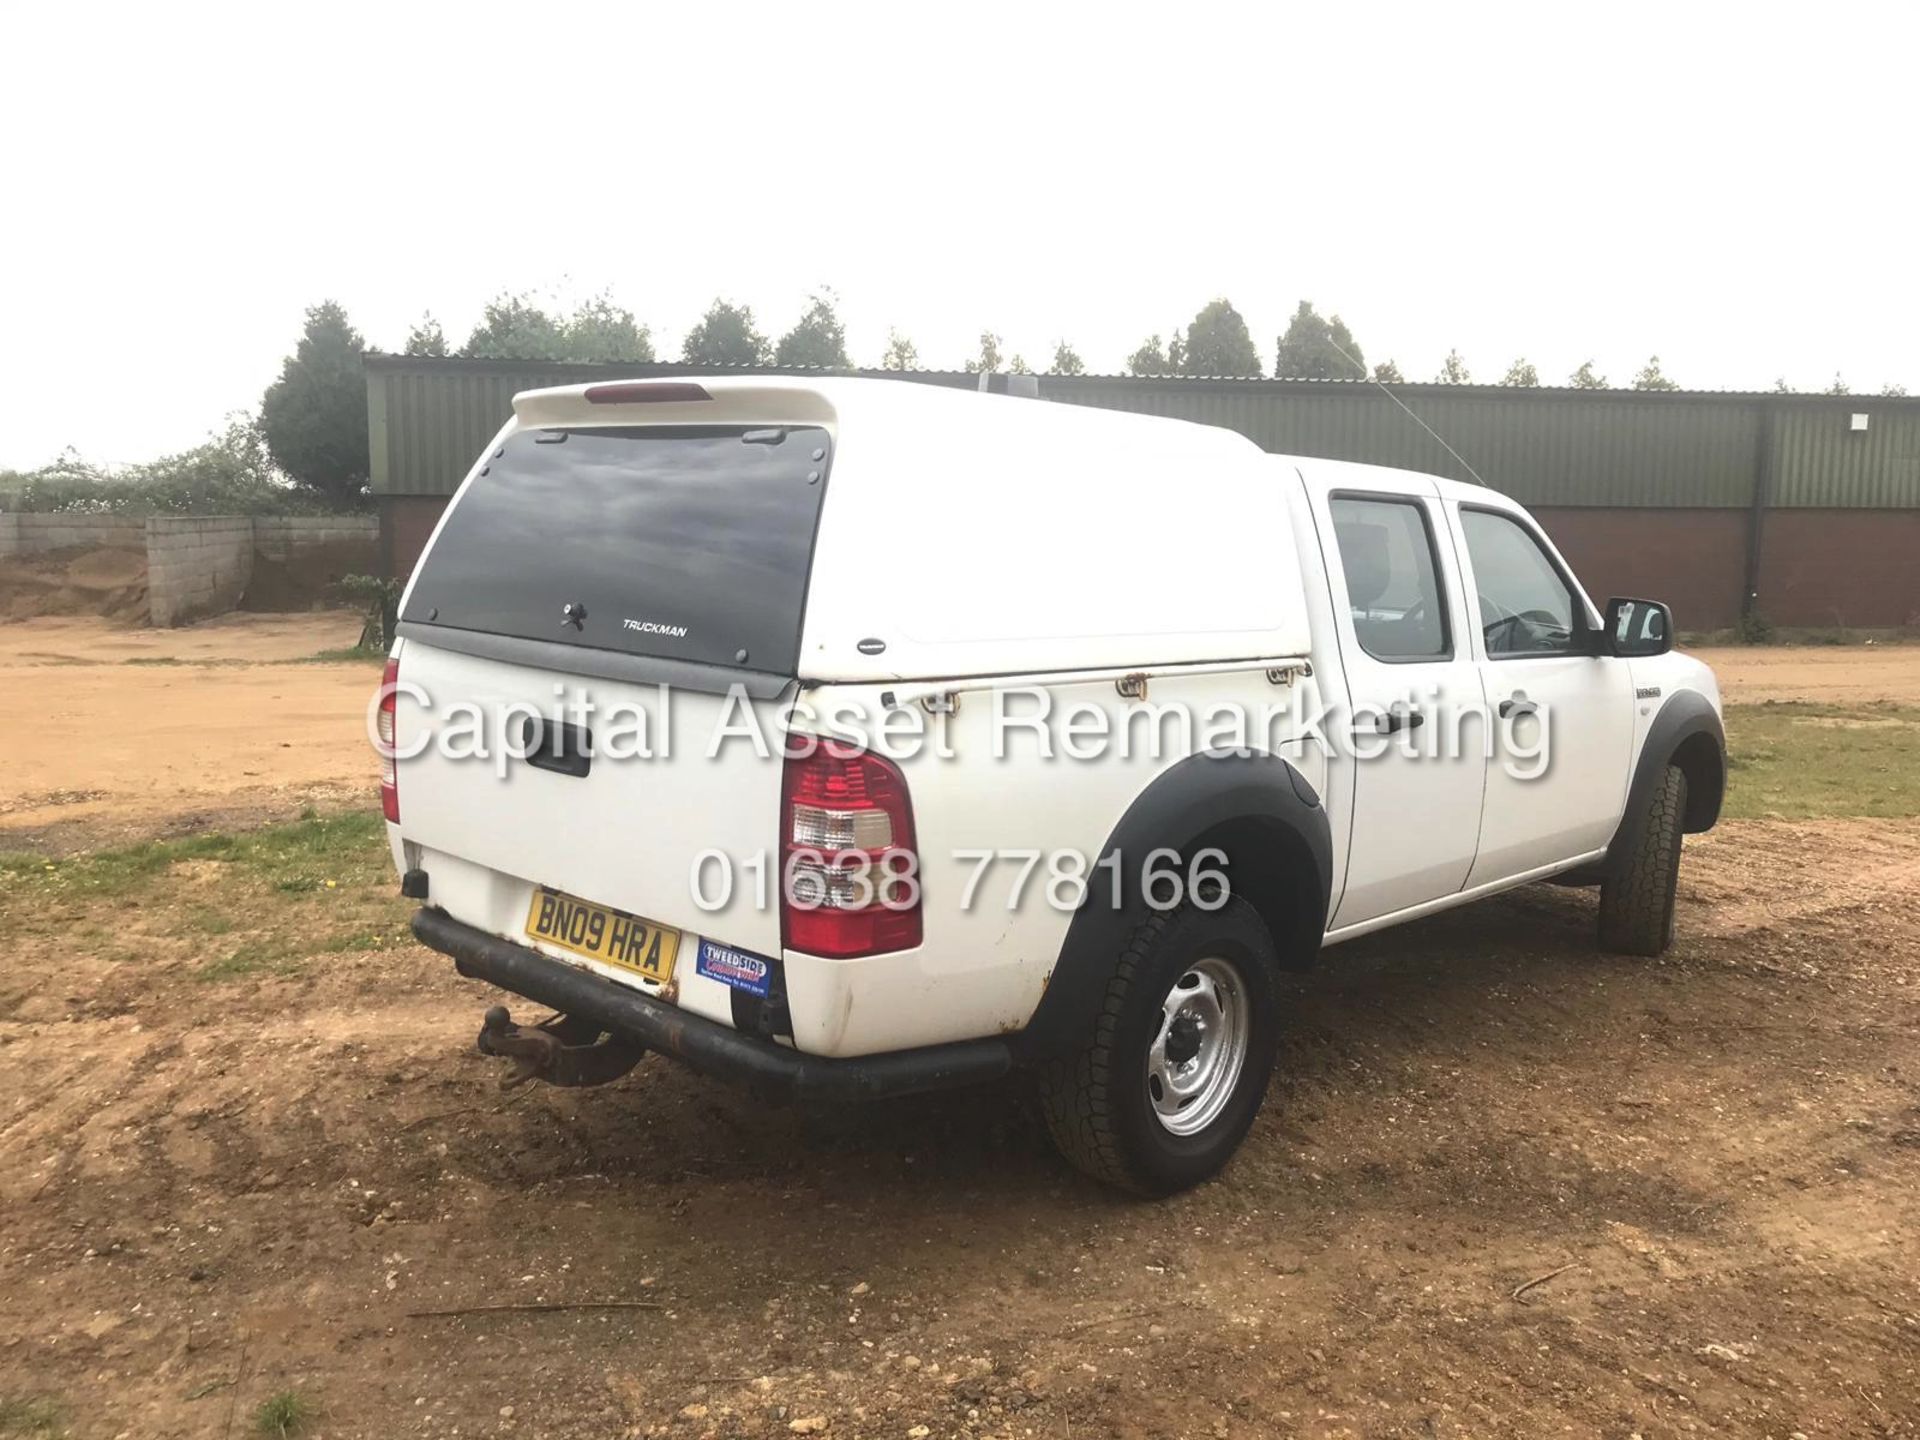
(505, 379), (1312, 680)
(779, 672), (1328, 1055)
(389, 640), (788, 1029)
(1429, 479), (1638, 884)
(1299, 462), (1489, 926)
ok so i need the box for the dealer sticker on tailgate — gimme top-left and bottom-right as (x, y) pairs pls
(695, 938), (773, 997)
(524, 887), (679, 985)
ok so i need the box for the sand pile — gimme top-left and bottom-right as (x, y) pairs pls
(0, 544), (149, 622)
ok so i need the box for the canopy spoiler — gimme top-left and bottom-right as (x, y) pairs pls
(512, 377), (841, 432)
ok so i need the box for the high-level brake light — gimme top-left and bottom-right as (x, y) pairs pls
(583, 382), (713, 405)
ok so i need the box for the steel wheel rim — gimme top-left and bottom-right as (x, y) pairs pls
(1146, 955), (1249, 1137)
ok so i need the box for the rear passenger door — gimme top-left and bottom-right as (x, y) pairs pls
(1448, 501), (1634, 884)
(1312, 480), (1487, 928)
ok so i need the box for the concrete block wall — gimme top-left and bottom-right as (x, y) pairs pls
(145, 517), (256, 627)
(2, 511), (377, 625)
(0, 513), (147, 555)
(251, 514), (378, 561)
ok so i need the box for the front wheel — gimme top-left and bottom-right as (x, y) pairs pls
(1598, 764), (1689, 956)
(1038, 897), (1279, 1196)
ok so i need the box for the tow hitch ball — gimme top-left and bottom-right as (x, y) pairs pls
(476, 1005), (646, 1089)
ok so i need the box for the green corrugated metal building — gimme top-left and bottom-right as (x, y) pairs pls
(367, 356), (1920, 629)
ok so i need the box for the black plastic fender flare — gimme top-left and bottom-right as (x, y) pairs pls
(1014, 749), (1333, 1061)
(1608, 690), (1726, 867)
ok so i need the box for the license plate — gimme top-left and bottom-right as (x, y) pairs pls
(524, 887), (679, 985)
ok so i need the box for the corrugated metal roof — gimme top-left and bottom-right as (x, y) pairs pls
(365, 356), (1920, 507)
(364, 353), (1918, 403)
(1046, 380), (1766, 507)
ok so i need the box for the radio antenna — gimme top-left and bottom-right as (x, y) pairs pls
(1326, 338), (1490, 489)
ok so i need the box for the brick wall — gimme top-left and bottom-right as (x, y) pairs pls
(1757, 510), (1920, 629)
(1532, 508), (1751, 633)
(1536, 506), (1920, 630)
(145, 517), (256, 627)
(370, 493), (1910, 633)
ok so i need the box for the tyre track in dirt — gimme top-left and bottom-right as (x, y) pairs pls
(3, 821), (1917, 1437)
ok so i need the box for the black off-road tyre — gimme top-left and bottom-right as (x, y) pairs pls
(1037, 897), (1280, 1196)
(1598, 765), (1688, 956)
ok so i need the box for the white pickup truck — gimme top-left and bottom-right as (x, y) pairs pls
(380, 377), (1725, 1194)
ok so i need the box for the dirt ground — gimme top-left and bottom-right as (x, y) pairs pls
(0, 619), (1913, 858)
(1692, 643), (1920, 706)
(0, 615), (375, 852)
(1, 619), (1917, 1438)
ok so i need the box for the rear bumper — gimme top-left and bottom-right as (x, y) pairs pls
(411, 908), (1015, 1103)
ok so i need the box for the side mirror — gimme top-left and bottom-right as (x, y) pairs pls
(1603, 597), (1672, 657)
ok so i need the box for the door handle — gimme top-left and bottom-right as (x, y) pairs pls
(1357, 708), (1426, 735)
(1498, 698), (1537, 720)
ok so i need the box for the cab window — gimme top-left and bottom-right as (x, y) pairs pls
(1459, 508), (1577, 658)
(1330, 496), (1449, 661)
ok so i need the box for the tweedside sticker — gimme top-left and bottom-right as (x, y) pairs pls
(695, 939), (774, 997)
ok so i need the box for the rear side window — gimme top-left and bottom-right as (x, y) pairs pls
(1329, 495), (1450, 661)
(403, 426), (830, 675)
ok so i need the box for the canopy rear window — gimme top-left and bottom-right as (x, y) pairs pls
(402, 425), (831, 675)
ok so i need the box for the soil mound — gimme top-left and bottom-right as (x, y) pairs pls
(0, 544), (149, 622)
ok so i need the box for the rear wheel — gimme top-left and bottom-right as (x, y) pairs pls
(1038, 897), (1279, 1195)
(1598, 765), (1689, 956)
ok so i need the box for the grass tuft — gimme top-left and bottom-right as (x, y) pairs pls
(184, 907), (237, 936)
(0, 812), (386, 893)
(0, 810), (412, 981)
(0, 1396), (65, 1436)
(252, 1389), (314, 1437)
(198, 941), (300, 983)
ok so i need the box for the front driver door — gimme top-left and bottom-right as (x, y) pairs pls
(1450, 502), (1634, 885)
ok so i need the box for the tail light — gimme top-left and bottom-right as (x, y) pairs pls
(780, 738), (922, 958)
(377, 656), (400, 822)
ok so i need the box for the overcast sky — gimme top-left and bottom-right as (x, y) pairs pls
(4, 1), (1914, 469)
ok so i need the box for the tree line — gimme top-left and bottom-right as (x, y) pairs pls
(321, 287), (1811, 391)
(389, 287), (1906, 395)
(246, 293), (1906, 508)
(11, 293), (1899, 518)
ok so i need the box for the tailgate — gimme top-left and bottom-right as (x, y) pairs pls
(386, 418), (840, 1011)
(393, 638), (788, 965)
